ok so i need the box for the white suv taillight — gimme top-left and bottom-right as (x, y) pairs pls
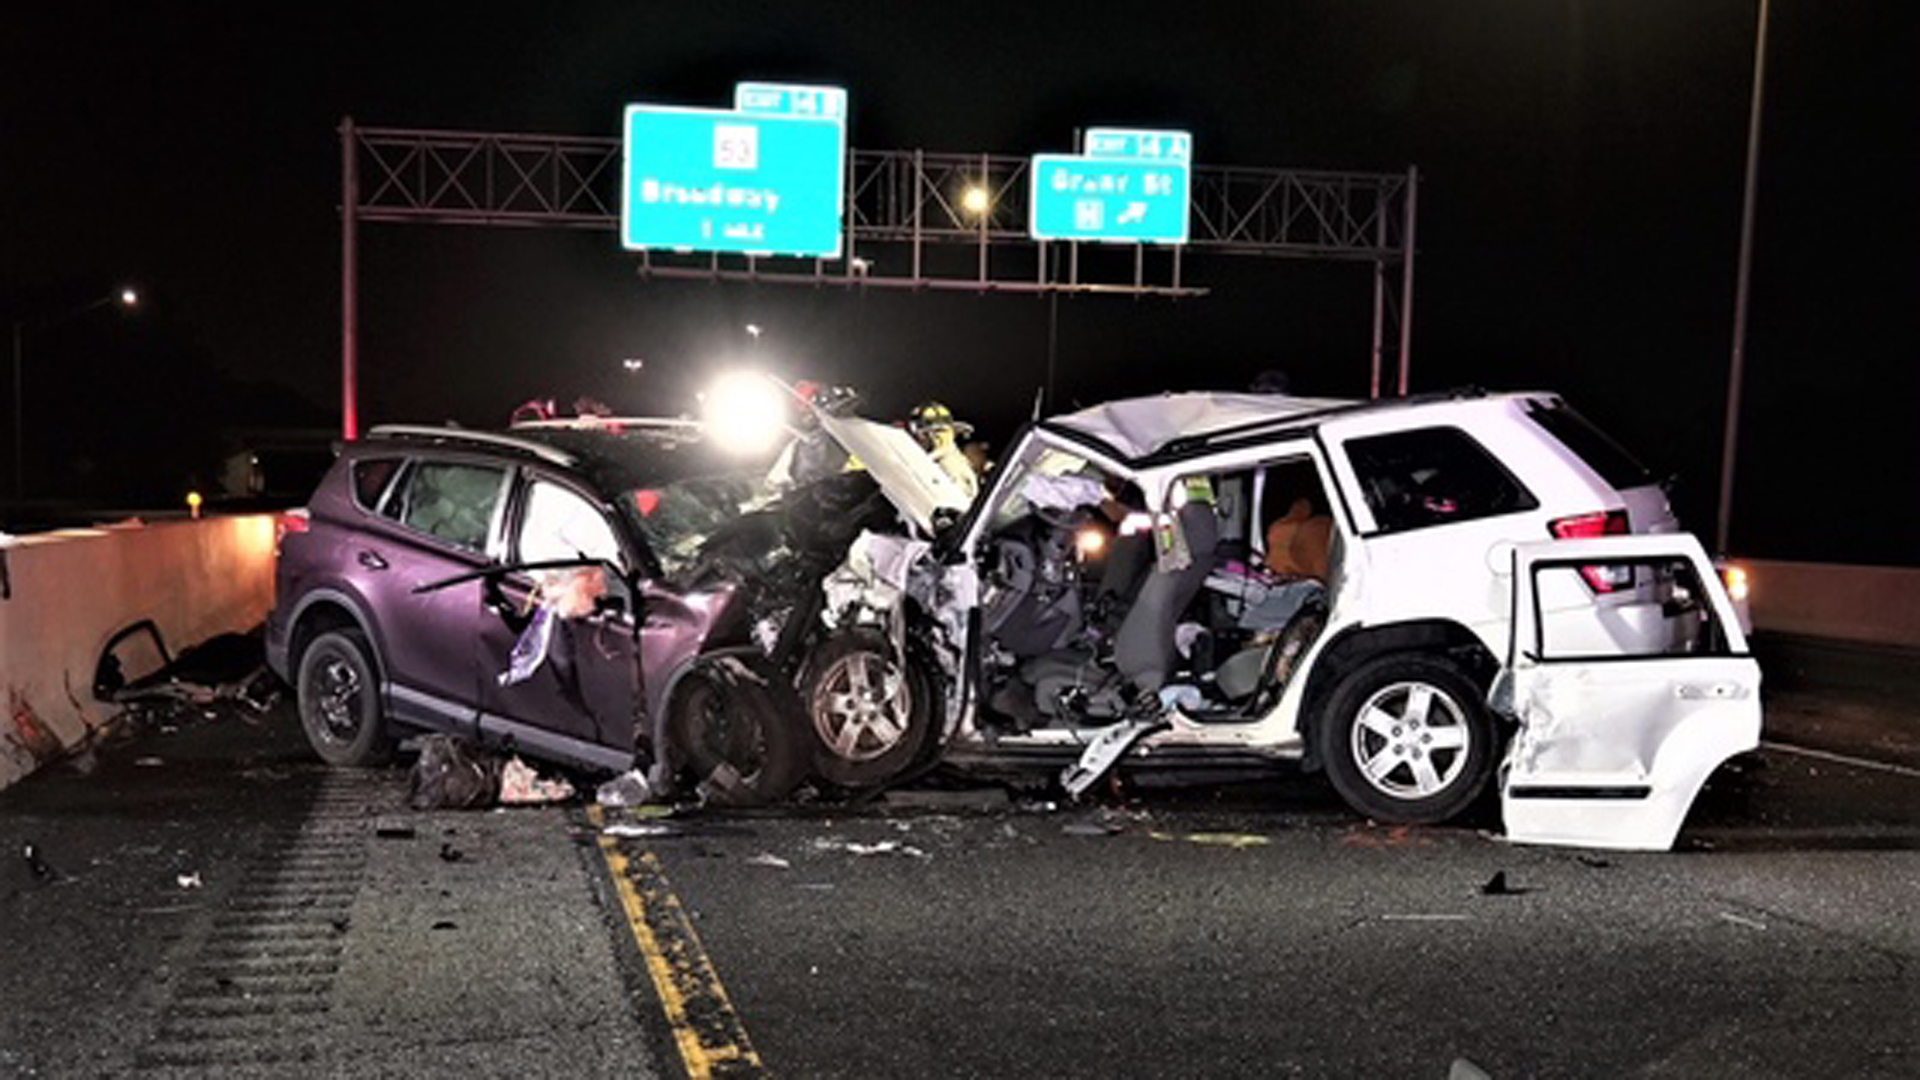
(1549, 509), (1631, 592)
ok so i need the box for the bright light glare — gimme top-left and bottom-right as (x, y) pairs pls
(1722, 564), (1750, 603)
(701, 371), (787, 454)
(1074, 526), (1107, 559)
(960, 185), (990, 215)
(119, 288), (139, 306)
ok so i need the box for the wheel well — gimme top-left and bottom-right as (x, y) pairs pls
(1296, 619), (1502, 770)
(289, 601), (377, 681)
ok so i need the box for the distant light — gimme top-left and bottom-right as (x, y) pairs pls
(622, 357), (645, 372)
(701, 371), (786, 455)
(960, 185), (990, 216)
(119, 288), (139, 307)
(1074, 526), (1107, 559)
(850, 256), (872, 276)
(1722, 564), (1750, 603)
(185, 491), (203, 519)
(745, 323), (763, 340)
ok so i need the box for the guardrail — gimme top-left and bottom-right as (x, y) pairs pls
(0, 516), (277, 790)
(1742, 558), (1920, 651)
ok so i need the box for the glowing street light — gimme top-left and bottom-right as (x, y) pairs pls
(960, 184), (991, 216)
(699, 371), (788, 455)
(621, 357), (646, 373)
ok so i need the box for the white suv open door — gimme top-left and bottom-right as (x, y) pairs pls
(1498, 533), (1762, 851)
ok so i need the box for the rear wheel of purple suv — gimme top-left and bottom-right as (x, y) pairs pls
(296, 629), (392, 766)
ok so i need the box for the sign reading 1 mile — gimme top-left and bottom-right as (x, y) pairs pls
(621, 82), (848, 258)
(1029, 127), (1193, 245)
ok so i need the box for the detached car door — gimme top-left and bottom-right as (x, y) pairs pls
(475, 472), (641, 773)
(1498, 533), (1761, 851)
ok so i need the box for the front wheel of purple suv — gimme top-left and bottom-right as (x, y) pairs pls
(296, 629), (392, 766)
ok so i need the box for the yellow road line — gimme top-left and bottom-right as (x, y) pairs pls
(590, 805), (766, 1079)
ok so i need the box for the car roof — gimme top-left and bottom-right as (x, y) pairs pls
(1042, 388), (1553, 465)
(364, 418), (768, 494)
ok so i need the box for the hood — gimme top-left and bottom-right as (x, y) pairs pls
(815, 412), (973, 536)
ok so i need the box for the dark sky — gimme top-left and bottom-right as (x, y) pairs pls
(3, 2), (1915, 563)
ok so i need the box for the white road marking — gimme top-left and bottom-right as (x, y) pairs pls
(1761, 740), (1920, 780)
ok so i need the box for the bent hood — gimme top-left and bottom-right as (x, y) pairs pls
(815, 412), (973, 536)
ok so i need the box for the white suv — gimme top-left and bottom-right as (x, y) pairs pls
(797, 389), (1759, 851)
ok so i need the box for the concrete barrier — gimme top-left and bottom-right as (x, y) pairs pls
(0, 515), (277, 791)
(1740, 558), (1920, 650)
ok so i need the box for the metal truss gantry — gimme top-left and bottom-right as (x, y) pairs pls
(339, 119), (1420, 435)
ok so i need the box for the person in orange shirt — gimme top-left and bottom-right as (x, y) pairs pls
(1264, 495), (1332, 581)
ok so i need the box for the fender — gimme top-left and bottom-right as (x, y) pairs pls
(280, 584), (386, 680)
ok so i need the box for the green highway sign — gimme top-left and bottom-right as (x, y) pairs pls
(621, 85), (848, 258)
(1028, 127), (1193, 245)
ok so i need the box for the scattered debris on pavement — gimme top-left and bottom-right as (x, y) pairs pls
(437, 841), (465, 863)
(1149, 831), (1271, 849)
(1719, 911), (1767, 931)
(175, 871), (203, 889)
(603, 822), (680, 839)
(812, 837), (931, 859)
(1479, 871), (1533, 896)
(408, 735), (501, 810)
(498, 756), (575, 804)
(373, 822), (417, 840)
(746, 852), (792, 869)
(596, 769), (653, 808)
(21, 842), (55, 881)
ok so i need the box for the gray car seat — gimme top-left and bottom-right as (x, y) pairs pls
(1020, 500), (1219, 715)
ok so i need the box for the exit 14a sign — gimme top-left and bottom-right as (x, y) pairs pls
(1028, 127), (1192, 244)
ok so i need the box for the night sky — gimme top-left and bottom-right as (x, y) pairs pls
(3, 2), (1915, 564)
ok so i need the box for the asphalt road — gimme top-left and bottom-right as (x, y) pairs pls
(2, 680), (1915, 1079)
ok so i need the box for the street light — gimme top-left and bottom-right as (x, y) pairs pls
(960, 184), (990, 216)
(10, 286), (140, 503)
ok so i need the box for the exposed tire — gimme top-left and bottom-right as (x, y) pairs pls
(295, 629), (392, 767)
(668, 658), (808, 807)
(801, 631), (942, 788)
(1317, 653), (1495, 825)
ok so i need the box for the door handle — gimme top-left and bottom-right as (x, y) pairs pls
(356, 550), (389, 571)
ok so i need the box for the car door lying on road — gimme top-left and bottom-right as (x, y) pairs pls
(1496, 533), (1762, 850)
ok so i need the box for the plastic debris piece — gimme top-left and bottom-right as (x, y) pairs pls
(1718, 911), (1767, 931)
(1479, 871), (1533, 896)
(374, 822), (417, 840)
(134, 757), (165, 768)
(602, 822), (678, 839)
(22, 843), (55, 881)
(1148, 831), (1269, 849)
(813, 838), (930, 860)
(746, 852), (792, 869)
(438, 842), (465, 863)
(1062, 819), (1125, 838)
(497, 756), (576, 805)
(595, 769), (654, 808)
(176, 872), (203, 889)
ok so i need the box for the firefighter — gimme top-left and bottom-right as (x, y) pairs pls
(906, 401), (980, 499)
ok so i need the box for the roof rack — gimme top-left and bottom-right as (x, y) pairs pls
(508, 416), (704, 435)
(365, 424), (576, 466)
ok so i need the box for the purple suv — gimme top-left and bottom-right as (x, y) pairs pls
(264, 421), (809, 803)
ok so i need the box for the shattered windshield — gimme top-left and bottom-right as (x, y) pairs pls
(623, 474), (769, 578)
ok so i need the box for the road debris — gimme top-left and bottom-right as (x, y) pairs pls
(603, 822), (680, 839)
(175, 871), (202, 889)
(438, 841), (465, 863)
(1479, 871), (1533, 896)
(430, 919), (457, 931)
(596, 769), (654, 808)
(1380, 913), (1472, 922)
(813, 837), (931, 859)
(408, 735), (500, 810)
(133, 757), (165, 767)
(1719, 911), (1767, 931)
(1149, 831), (1271, 849)
(746, 852), (792, 869)
(374, 822), (417, 840)
(22, 842), (55, 881)
(498, 756), (575, 804)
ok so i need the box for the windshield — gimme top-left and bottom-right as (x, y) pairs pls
(622, 473), (770, 578)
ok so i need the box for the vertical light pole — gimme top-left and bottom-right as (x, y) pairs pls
(1717, 0), (1772, 555)
(340, 116), (361, 441)
(10, 288), (139, 503)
